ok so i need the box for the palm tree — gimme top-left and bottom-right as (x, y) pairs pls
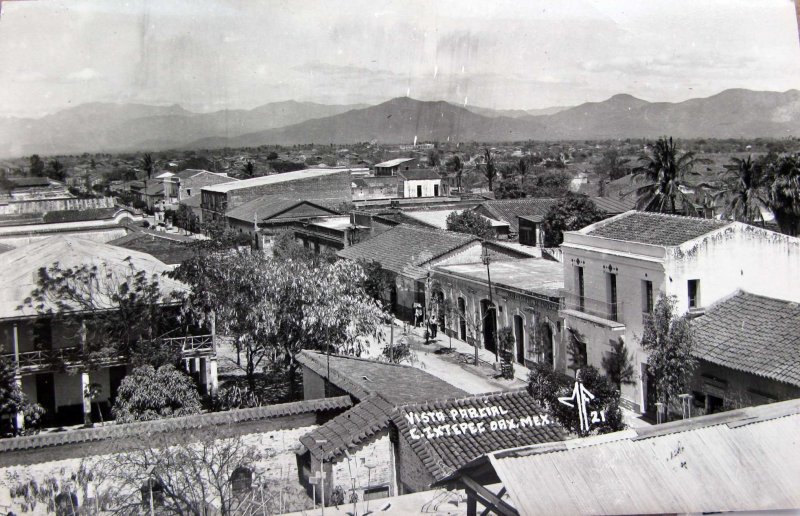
(517, 157), (530, 186)
(633, 137), (705, 214)
(482, 148), (497, 192)
(715, 155), (768, 226)
(242, 161), (256, 177)
(765, 153), (800, 236)
(141, 153), (155, 180)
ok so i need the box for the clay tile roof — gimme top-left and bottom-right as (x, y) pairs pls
(476, 199), (560, 232)
(336, 224), (477, 278)
(392, 389), (567, 481)
(41, 207), (122, 224)
(300, 395), (396, 461)
(693, 290), (800, 388)
(585, 211), (730, 246)
(0, 396), (352, 464)
(296, 350), (466, 405)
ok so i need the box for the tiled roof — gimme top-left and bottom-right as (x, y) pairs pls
(0, 396), (352, 464)
(476, 199), (560, 232)
(399, 168), (441, 181)
(8, 177), (52, 188)
(590, 196), (635, 214)
(585, 211), (730, 246)
(42, 207), (123, 224)
(693, 290), (800, 388)
(300, 395), (396, 461)
(337, 224), (477, 278)
(225, 196), (339, 224)
(392, 389), (566, 481)
(108, 231), (196, 265)
(296, 351), (466, 405)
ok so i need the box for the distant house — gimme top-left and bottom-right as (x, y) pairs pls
(398, 168), (445, 198)
(476, 197), (633, 246)
(0, 236), (217, 431)
(351, 176), (400, 201)
(337, 224), (529, 320)
(158, 169), (237, 205)
(373, 158), (417, 177)
(3, 177), (71, 201)
(200, 168), (359, 223)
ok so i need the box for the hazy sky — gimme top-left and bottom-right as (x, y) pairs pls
(0, 0), (799, 117)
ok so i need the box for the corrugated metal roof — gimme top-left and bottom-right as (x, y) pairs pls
(202, 168), (354, 193)
(443, 398), (800, 515)
(374, 158), (416, 168)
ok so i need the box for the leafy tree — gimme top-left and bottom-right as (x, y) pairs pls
(171, 250), (385, 397)
(446, 210), (494, 240)
(541, 193), (605, 247)
(428, 149), (441, 168)
(528, 364), (625, 437)
(446, 154), (464, 190)
(48, 159), (66, 182)
(497, 326), (515, 379)
(242, 161), (256, 177)
(0, 349), (24, 432)
(29, 154), (45, 177)
(271, 229), (314, 262)
(267, 151), (279, 160)
(482, 148), (497, 191)
(112, 364), (201, 423)
(598, 148), (631, 181)
(602, 337), (636, 389)
(565, 328), (588, 374)
(764, 153), (800, 236)
(358, 259), (394, 307)
(551, 366), (625, 436)
(494, 178), (526, 199)
(517, 157), (532, 186)
(639, 294), (697, 421)
(141, 153), (155, 180)
(633, 137), (706, 214)
(21, 260), (183, 371)
(524, 169), (571, 198)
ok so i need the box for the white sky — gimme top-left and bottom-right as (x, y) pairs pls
(0, 0), (798, 117)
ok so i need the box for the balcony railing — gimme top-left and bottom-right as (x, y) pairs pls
(1, 334), (214, 373)
(560, 292), (624, 324)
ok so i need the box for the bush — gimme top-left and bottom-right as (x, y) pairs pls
(446, 210), (494, 240)
(112, 365), (202, 423)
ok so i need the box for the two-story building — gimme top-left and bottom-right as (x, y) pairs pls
(0, 236), (218, 431)
(558, 211), (800, 415)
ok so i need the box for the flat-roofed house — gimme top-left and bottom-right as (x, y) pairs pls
(398, 168), (445, 198)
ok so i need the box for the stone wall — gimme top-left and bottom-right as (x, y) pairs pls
(394, 431), (436, 494)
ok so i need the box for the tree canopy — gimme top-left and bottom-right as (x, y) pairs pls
(541, 193), (605, 247)
(639, 294), (697, 420)
(112, 364), (201, 423)
(633, 137), (706, 214)
(171, 249), (385, 394)
(445, 210), (494, 240)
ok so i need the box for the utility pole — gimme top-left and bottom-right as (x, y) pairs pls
(481, 242), (498, 362)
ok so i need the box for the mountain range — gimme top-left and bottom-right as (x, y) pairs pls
(1, 89), (798, 157)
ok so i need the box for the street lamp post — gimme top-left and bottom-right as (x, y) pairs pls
(481, 243), (498, 362)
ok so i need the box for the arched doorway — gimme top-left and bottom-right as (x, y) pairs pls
(480, 299), (497, 354)
(513, 315), (525, 364)
(457, 297), (467, 341)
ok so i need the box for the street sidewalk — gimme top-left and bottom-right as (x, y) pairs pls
(388, 318), (650, 428)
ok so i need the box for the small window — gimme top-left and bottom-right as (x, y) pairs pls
(642, 280), (654, 314)
(688, 279), (700, 308)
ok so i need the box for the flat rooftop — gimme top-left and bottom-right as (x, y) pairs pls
(202, 168), (364, 193)
(374, 157), (415, 168)
(436, 259), (564, 298)
(404, 209), (509, 230)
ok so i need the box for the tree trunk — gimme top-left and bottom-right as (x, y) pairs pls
(288, 358), (297, 401)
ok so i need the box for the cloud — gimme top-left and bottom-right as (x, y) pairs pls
(65, 68), (103, 81)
